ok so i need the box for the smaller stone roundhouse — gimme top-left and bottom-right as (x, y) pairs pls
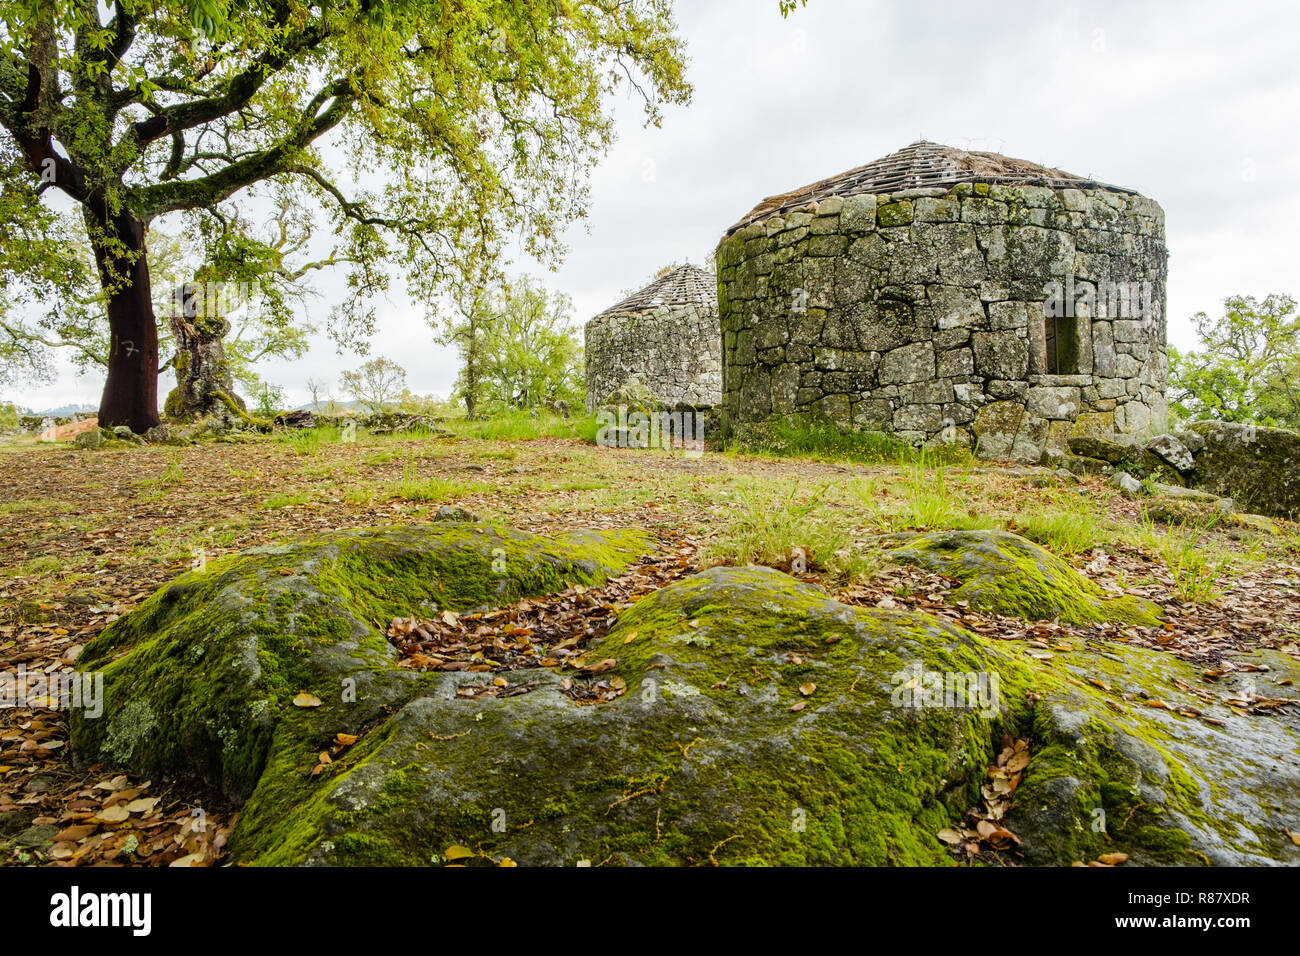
(584, 264), (721, 412)
(716, 141), (1168, 460)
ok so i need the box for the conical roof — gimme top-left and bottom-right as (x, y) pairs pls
(728, 141), (1135, 232)
(595, 264), (716, 317)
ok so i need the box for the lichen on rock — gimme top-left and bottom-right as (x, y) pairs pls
(1188, 420), (1300, 518)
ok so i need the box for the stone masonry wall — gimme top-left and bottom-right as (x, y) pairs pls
(585, 303), (722, 412)
(716, 183), (1167, 460)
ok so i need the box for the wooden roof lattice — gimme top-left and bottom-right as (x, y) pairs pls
(595, 264), (716, 317)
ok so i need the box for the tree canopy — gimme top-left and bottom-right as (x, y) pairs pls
(1170, 294), (1300, 428)
(0, 0), (691, 428)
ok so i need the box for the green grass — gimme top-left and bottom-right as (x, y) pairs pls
(344, 486), (382, 507)
(263, 491), (315, 509)
(462, 446), (518, 461)
(452, 411), (598, 443)
(0, 499), (76, 515)
(276, 426), (329, 455)
(387, 461), (489, 502)
(739, 419), (973, 466)
(907, 462), (990, 531)
(863, 462), (997, 532)
(20, 555), (66, 576)
(162, 455), (185, 485)
(1013, 494), (1107, 556)
(1140, 512), (1229, 602)
(701, 479), (875, 582)
(369, 424), (449, 442)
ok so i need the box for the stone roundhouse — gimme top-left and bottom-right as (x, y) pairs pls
(584, 264), (721, 412)
(715, 141), (1168, 460)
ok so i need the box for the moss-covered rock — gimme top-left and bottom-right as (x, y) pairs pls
(1188, 420), (1300, 518)
(70, 524), (651, 802)
(71, 544), (1300, 867)
(1007, 645), (1300, 866)
(235, 565), (1017, 866)
(1067, 434), (1139, 465)
(875, 529), (1162, 626)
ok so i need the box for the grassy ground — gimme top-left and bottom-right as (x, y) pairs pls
(2, 424), (1298, 865)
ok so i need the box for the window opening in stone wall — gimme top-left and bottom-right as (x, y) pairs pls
(1044, 314), (1079, 374)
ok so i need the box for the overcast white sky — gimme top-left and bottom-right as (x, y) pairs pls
(14, 0), (1300, 411)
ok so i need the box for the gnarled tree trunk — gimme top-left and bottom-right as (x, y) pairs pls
(165, 283), (244, 420)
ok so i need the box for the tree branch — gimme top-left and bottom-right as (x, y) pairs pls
(131, 80), (355, 219)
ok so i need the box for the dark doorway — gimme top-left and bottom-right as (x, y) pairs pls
(1044, 315), (1079, 374)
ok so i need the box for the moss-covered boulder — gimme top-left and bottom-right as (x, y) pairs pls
(1008, 645), (1300, 865)
(71, 544), (1300, 867)
(236, 566), (1020, 865)
(70, 523), (650, 802)
(875, 529), (1162, 626)
(1063, 435), (1182, 482)
(1188, 420), (1300, 518)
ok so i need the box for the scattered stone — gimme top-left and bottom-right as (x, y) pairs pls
(1174, 426), (1206, 454)
(1151, 482), (1219, 503)
(72, 428), (107, 450)
(111, 425), (145, 445)
(274, 410), (316, 429)
(1068, 434), (1141, 465)
(432, 505), (479, 523)
(1055, 453), (1113, 477)
(1108, 472), (1143, 499)
(1187, 420), (1300, 518)
(1145, 433), (1195, 472)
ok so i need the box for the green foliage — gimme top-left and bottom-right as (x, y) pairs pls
(251, 382), (286, 418)
(395, 390), (460, 418)
(437, 274), (583, 417)
(1170, 294), (1300, 428)
(0, 0), (691, 412)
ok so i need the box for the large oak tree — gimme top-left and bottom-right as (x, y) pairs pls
(0, 0), (689, 430)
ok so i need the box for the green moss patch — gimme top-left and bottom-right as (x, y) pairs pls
(875, 529), (1162, 626)
(70, 523), (651, 801)
(233, 565), (1021, 866)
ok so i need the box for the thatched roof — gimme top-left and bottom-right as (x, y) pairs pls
(727, 141), (1136, 233)
(595, 264), (716, 317)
